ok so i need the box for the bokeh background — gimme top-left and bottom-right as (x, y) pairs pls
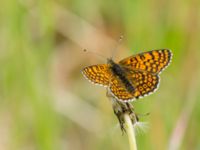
(0, 0), (200, 150)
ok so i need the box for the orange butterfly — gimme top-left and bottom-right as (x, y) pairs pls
(82, 49), (172, 102)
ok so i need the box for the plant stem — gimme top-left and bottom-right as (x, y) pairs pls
(124, 113), (137, 150)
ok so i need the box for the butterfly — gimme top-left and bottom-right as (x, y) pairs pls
(82, 49), (172, 102)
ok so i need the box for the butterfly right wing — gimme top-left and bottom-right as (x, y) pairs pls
(109, 69), (159, 102)
(82, 64), (111, 87)
(127, 70), (160, 98)
(119, 49), (172, 74)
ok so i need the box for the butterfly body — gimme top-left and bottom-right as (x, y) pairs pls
(108, 58), (135, 94)
(82, 49), (172, 102)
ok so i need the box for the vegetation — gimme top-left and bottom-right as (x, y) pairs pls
(0, 0), (200, 149)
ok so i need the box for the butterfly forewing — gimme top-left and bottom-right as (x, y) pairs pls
(82, 64), (110, 86)
(119, 49), (172, 74)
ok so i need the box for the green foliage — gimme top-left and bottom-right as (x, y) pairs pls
(0, 0), (200, 150)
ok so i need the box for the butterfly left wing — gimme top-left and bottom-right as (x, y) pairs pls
(82, 64), (111, 87)
(109, 69), (159, 102)
(109, 76), (135, 102)
(119, 49), (172, 74)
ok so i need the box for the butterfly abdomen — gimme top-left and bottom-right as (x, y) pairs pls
(109, 59), (135, 94)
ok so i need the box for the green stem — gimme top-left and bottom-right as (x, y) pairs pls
(124, 113), (137, 150)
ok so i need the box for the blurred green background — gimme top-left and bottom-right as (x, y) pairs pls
(0, 0), (200, 150)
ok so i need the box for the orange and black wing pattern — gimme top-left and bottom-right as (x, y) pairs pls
(82, 49), (172, 102)
(119, 49), (172, 74)
(109, 76), (135, 101)
(109, 70), (159, 102)
(127, 70), (159, 99)
(82, 64), (110, 87)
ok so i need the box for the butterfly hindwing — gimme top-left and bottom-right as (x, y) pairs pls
(109, 76), (135, 102)
(109, 69), (160, 102)
(127, 70), (160, 98)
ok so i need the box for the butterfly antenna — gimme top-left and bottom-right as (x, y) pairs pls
(83, 49), (107, 61)
(111, 35), (123, 59)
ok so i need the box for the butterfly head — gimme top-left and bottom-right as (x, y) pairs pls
(107, 58), (115, 66)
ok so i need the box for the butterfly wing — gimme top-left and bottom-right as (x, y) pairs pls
(127, 70), (160, 98)
(119, 49), (172, 74)
(82, 64), (110, 87)
(109, 76), (135, 102)
(109, 69), (159, 102)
